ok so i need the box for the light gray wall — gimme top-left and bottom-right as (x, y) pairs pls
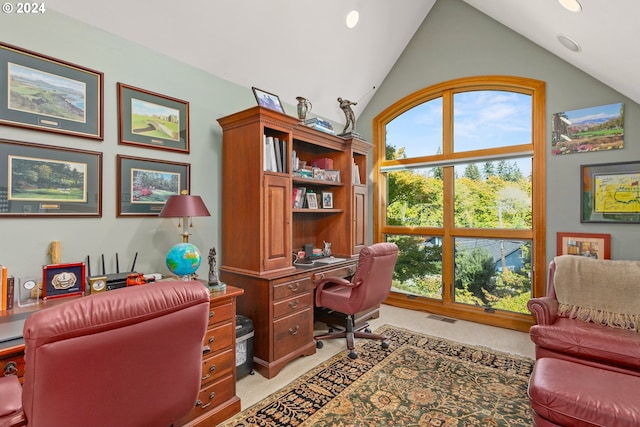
(358, 0), (640, 264)
(0, 11), (269, 279)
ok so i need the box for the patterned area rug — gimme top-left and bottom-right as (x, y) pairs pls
(219, 324), (534, 426)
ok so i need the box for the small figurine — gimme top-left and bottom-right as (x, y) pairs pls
(323, 241), (332, 257)
(208, 247), (226, 292)
(338, 97), (357, 135)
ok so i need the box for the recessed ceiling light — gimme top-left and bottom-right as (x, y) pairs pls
(346, 10), (359, 29)
(557, 34), (582, 52)
(559, 0), (582, 12)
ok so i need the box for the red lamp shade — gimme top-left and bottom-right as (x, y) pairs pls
(159, 194), (211, 218)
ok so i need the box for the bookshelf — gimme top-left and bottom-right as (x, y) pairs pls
(217, 106), (372, 377)
(217, 106), (371, 276)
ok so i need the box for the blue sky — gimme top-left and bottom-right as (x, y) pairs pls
(386, 90), (532, 175)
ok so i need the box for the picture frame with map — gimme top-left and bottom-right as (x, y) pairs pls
(581, 161), (640, 223)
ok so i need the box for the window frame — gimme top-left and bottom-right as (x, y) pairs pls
(372, 76), (546, 331)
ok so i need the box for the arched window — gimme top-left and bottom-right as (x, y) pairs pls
(373, 76), (546, 331)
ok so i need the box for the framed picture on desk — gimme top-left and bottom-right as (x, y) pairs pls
(42, 262), (85, 300)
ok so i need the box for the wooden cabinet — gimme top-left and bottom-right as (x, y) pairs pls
(177, 286), (244, 427)
(217, 107), (372, 378)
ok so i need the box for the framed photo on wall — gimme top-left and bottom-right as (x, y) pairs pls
(0, 42), (104, 140)
(0, 138), (102, 217)
(556, 232), (611, 259)
(118, 83), (190, 153)
(117, 155), (190, 217)
(581, 161), (640, 223)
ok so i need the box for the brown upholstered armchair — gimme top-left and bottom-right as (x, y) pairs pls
(314, 242), (399, 359)
(0, 280), (210, 427)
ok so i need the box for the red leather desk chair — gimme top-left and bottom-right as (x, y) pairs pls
(0, 280), (210, 427)
(314, 242), (399, 359)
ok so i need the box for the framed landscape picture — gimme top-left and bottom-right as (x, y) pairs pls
(0, 138), (102, 217)
(118, 83), (190, 153)
(0, 42), (103, 140)
(117, 155), (190, 216)
(556, 232), (611, 259)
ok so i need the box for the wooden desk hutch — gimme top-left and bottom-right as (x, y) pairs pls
(218, 106), (372, 378)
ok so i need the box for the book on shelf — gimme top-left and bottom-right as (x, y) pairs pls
(274, 137), (283, 172)
(306, 123), (335, 135)
(6, 276), (14, 310)
(0, 265), (6, 311)
(353, 162), (361, 184)
(305, 117), (333, 130)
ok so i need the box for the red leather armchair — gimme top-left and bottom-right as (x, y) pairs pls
(314, 242), (398, 359)
(0, 280), (210, 427)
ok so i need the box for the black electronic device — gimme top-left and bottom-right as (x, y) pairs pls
(87, 252), (138, 291)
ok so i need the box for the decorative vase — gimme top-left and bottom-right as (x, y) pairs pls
(296, 96), (312, 123)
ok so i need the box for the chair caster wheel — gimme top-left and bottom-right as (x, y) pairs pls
(250, 370), (255, 375)
(381, 341), (389, 349)
(316, 340), (324, 349)
(364, 328), (372, 333)
(328, 328), (334, 333)
(348, 350), (358, 359)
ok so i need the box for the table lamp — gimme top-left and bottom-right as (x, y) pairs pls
(159, 190), (211, 280)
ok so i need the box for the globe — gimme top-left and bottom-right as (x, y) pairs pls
(166, 243), (202, 278)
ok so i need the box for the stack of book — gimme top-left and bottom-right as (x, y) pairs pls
(263, 135), (288, 173)
(304, 117), (334, 134)
(0, 265), (15, 310)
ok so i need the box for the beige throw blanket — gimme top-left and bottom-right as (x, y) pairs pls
(554, 255), (640, 332)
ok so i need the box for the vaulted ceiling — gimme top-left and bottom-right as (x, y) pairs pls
(47, 0), (640, 125)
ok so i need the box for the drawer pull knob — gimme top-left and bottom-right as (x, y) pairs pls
(209, 311), (214, 319)
(288, 299), (300, 309)
(201, 364), (216, 380)
(348, 267), (355, 275)
(288, 282), (300, 292)
(197, 392), (216, 409)
(209, 336), (215, 344)
(202, 346), (211, 354)
(3, 362), (17, 376)
(288, 325), (300, 335)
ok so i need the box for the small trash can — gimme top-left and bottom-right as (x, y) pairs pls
(235, 315), (254, 378)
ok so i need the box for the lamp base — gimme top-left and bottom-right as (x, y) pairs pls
(208, 281), (227, 292)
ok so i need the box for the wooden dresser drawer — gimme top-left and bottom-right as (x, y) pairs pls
(201, 347), (234, 386)
(312, 263), (357, 283)
(273, 307), (312, 360)
(1, 354), (24, 379)
(203, 322), (233, 354)
(183, 374), (235, 422)
(273, 278), (313, 301)
(272, 292), (311, 320)
(209, 301), (233, 326)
